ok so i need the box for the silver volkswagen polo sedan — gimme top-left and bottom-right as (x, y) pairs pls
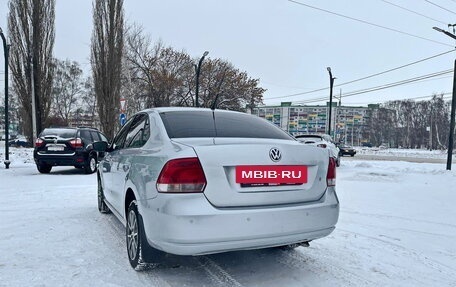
(95, 107), (339, 269)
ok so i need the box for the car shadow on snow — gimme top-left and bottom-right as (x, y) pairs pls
(138, 246), (329, 286)
(102, 213), (335, 286)
(29, 167), (92, 176)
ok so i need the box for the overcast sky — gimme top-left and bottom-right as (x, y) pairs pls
(1, 0), (456, 106)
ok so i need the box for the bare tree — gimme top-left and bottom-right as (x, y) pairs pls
(51, 59), (84, 125)
(122, 25), (265, 114)
(196, 58), (265, 111)
(8, 0), (55, 140)
(91, 0), (124, 140)
(81, 77), (98, 125)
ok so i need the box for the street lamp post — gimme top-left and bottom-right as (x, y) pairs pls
(195, 51), (209, 107)
(433, 27), (456, 170)
(0, 27), (10, 169)
(327, 67), (336, 138)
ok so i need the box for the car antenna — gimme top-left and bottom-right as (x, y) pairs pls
(210, 70), (227, 111)
(210, 93), (220, 110)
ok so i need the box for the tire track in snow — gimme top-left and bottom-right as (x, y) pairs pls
(195, 256), (244, 287)
(103, 214), (172, 287)
(342, 210), (456, 229)
(270, 248), (376, 286)
(338, 228), (456, 282)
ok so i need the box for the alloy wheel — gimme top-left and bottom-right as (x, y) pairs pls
(127, 209), (139, 260)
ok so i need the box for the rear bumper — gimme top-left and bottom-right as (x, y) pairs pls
(34, 151), (87, 166)
(139, 187), (339, 256)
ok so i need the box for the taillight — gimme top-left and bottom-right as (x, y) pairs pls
(317, 143), (327, 148)
(69, 138), (84, 148)
(327, 157), (336, 187)
(35, 138), (44, 147)
(156, 157), (207, 193)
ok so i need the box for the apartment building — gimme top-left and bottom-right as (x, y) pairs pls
(252, 102), (376, 145)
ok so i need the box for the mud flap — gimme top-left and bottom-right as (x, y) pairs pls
(137, 213), (167, 263)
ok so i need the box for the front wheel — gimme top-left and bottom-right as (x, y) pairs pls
(97, 176), (111, 214)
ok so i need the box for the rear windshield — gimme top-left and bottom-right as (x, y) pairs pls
(40, 128), (77, 139)
(160, 111), (293, 140)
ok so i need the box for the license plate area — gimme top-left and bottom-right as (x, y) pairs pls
(236, 165), (308, 186)
(47, 145), (65, 151)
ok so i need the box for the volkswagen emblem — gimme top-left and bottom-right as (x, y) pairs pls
(269, 147), (282, 162)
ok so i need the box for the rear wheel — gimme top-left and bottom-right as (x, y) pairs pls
(84, 155), (97, 174)
(37, 163), (52, 174)
(127, 201), (144, 270)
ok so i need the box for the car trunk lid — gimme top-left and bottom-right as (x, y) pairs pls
(172, 138), (329, 208)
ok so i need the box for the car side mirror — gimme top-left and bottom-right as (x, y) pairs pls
(93, 141), (110, 152)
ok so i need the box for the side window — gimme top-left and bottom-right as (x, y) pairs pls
(99, 133), (108, 143)
(125, 114), (149, 148)
(80, 130), (93, 145)
(90, 131), (101, 142)
(112, 118), (133, 150)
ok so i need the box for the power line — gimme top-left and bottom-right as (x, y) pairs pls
(381, 0), (448, 25)
(424, 0), (456, 15)
(341, 70), (452, 97)
(288, 0), (453, 47)
(288, 69), (453, 104)
(267, 49), (455, 100)
(338, 93), (452, 105)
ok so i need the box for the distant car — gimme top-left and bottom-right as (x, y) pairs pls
(33, 127), (108, 174)
(9, 137), (32, 148)
(339, 145), (356, 157)
(295, 134), (340, 166)
(94, 108), (339, 270)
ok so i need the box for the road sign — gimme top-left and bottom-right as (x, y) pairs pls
(120, 113), (127, 126)
(120, 98), (126, 113)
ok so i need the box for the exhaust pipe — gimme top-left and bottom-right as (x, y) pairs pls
(286, 241), (310, 249)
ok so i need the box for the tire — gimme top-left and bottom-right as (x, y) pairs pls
(97, 176), (111, 214)
(126, 201), (145, 270)
(37, 163), (52, 174)
(84, 154), (97, 174)
(350, 154), (355, 157)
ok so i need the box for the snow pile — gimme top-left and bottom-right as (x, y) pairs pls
(356, 147), (451, 159)
(0, 143), (35, 167)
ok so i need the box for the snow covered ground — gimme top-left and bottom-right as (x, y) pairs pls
(0, 146), (455, 286)
(356, 146), (452, 159)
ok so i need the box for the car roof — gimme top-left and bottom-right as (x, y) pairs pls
(44, 127), (98, 130)
(143, 107), (245, 115)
